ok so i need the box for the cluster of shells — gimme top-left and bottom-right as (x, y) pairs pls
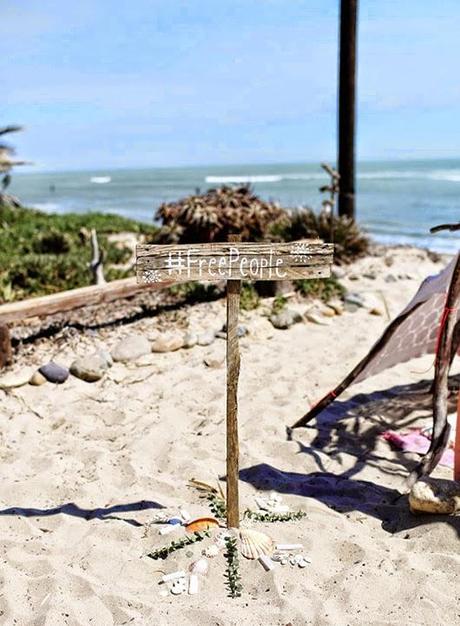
(154, 185), (288, 244)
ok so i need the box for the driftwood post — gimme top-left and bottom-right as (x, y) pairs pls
(0, 325), (12, 369)
(136, 239), (333, 526)
(226, 235), (241, 528)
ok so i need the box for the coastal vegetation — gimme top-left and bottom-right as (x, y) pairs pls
(0, 182), (368, 305)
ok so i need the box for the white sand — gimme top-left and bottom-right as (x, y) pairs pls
(1, 246), (459, 625)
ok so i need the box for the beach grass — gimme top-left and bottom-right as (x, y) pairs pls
(0, 204), (157, 302)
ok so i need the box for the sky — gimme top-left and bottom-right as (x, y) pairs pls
(2, 0), (460, 171)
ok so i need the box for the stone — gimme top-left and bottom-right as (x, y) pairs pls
(384, 255), (394, 267)
(369, 307), (384, 316)
(183, 332), (198, 349)
(385, 274), (397, 283)
(38, 361), (69, 384)
(344, 293), (366, 308)
(204, 355), (225, 368)
(217, 325), (248, 339)
(305, 311), (332, 326)
(70, 354), (108, 382)
(197, 330), (216, 346)
(347, 273), (359, 281)
(363, 272), (377, 280)
(326, 299), (344, 315)
(344, 302), (359, 313)
(97, 349), (113, 367)
(29, 371), (47, 386)
(111, 334), (151, 362)
(151, 334), (184, 353)
(331, 265), (346, 279)
(270, 309), (302, 330)
(409, 477), (460, 515)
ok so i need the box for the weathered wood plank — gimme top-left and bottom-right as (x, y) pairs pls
(226, 235), (241, 528)
(0, 276), (171, 325)
(137, 240), (333, 283)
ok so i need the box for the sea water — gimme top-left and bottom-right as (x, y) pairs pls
(9, 159), (460, 253)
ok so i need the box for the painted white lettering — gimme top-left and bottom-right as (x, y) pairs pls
(208, 257), (217, 277)
(275, 258), (287, 278)
(218, 256), (227, 277)
(249, 258), (259, 276)
(240, 256), (248, 277)
(228, 247), (240, 278)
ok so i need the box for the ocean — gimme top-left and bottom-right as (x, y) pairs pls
(9, 160), (460, 254)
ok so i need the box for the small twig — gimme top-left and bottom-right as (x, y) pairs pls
(244, 509), (307, 522)
(89, 228), (106, 285)
(430, 222), (460, 234)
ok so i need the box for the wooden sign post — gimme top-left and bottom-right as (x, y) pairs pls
(137, 238), (333, 528)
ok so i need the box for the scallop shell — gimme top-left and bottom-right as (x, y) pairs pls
(239, 528), (274, 560)
(185, 516), (219, 533)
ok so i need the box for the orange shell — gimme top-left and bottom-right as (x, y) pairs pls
(185, 517), (219, 533)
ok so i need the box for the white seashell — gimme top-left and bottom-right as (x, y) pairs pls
(203, 544), (220, 558)
(189, 558), (209, 576)
(258, 554), (275, 571)
(239, 528), (274, 560)
(170, 578), (187, 595)
(188, 573), (199, 594)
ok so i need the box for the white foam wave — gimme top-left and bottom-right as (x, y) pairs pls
(33, 202), (61, 212)
(90, 176), (111, 184)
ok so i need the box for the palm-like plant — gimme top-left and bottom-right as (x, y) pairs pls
(0, 125), (29, 207)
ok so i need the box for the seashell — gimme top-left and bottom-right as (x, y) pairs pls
(202, 544), (219, 558)
(239, 528), (274, 560)
(189, 558), (209, 575)
(185, 517), (219, 533)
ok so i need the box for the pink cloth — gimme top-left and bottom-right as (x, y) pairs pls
(382, 429), (455, 468)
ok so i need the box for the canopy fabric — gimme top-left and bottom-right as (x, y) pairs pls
(354, 253), (460, 383)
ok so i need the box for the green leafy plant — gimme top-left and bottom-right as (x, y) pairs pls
(207, 493), (227, 519)
(147, 530), (210, 560)
(271, 295), (287, 315)
(244, 509), (307, 523)
(224, 535), (242, 598)
(240, 283), (259, 311)
(295, 276), (345, 301)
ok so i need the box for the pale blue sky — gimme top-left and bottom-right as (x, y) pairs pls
(2, 0), (460, 171)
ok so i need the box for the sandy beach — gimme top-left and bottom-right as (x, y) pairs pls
(1, 245), (459, 626)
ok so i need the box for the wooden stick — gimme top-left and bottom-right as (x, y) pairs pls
(410, 254), (460, 483)
(455, 391), (460, 482)
(226, 235), (241, 528)
(0, 325), (12, 369)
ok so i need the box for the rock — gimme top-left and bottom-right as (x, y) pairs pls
(369, 307), (384, 316)
(70, 354), (107, 382)
(305, 311), (332, 326)
(151, 334), (184, 353)
(270, 309), (303, 330)
(0, 369), (34, 389)
(409, 477), (460, 515)
(97, 349), (113, 367)
(384, 255), (394, 267)
(331, 265), (346, 279)
(344, 293), (366, 308)
(344, 302), (359, 313)
(111, 335), (151, 362)
(183, 332), (198, 349)
(326, 299), (344, 315)
(363, 272), (377, 280)
(38, 361), (69, 384)
(385, 274), (397, 283)
(319, 306), (336, 318)
(347, 273), (359, 281)
(217, 325), (248, 339)
(29, 371), (47, 386)
(204, 354), (225, 368)
(197, 330), (216, 346)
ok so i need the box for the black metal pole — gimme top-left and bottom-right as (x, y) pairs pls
(338, 0), (358, 219)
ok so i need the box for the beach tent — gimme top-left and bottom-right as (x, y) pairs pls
(292, 244), (460, 484)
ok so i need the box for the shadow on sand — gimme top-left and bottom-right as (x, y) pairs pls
(241, 375), (460, 537)
(0, 500), (165, 527)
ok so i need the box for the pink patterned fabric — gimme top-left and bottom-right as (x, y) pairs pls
(355, 254), (460, 383)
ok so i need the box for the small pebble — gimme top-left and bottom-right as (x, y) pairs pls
(38, 361), (69, 384)
(29, 371), (47, 386)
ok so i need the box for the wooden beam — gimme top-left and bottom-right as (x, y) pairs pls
(338, 0), (358, 219)
(0, 277), (171, 325)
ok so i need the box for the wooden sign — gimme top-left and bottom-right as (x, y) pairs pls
(136, 240), (333, 284)
(136, 238), (333, 529)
